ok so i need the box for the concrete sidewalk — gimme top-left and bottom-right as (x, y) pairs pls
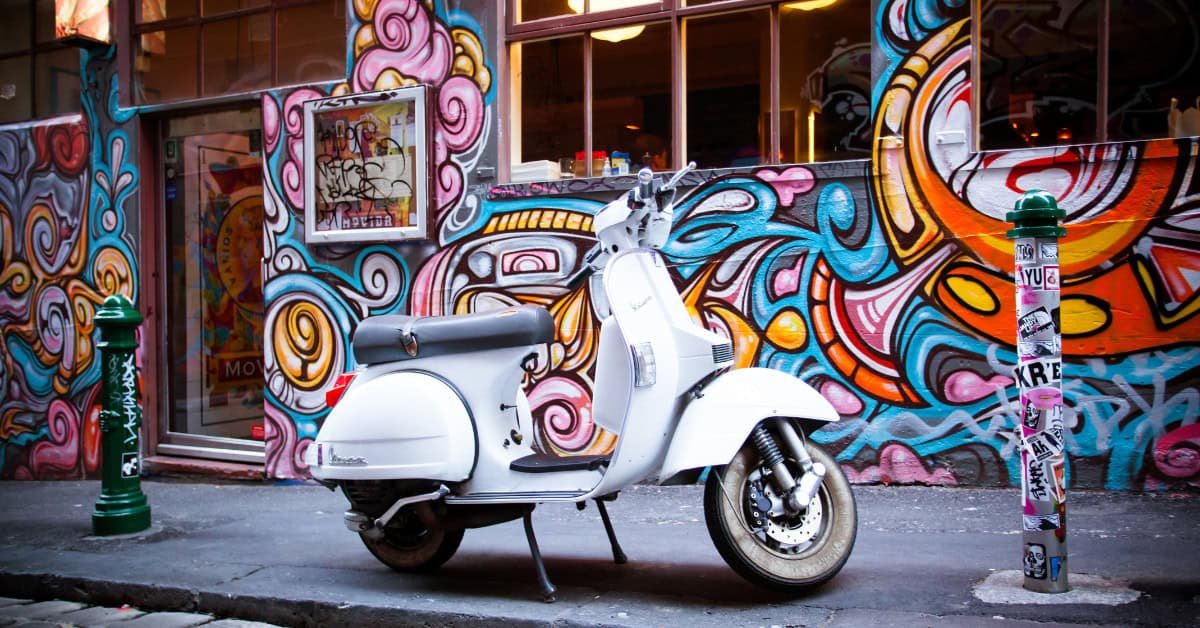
(0, 480), (1196, 627)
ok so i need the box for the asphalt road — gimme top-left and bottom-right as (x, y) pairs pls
(0, 480), (1197, 626)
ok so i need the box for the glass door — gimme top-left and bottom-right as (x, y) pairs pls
(159, 108), (266, 462)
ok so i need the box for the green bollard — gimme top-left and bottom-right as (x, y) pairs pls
(1007, 190), (1068, 593)
(92, 295), (151, 536)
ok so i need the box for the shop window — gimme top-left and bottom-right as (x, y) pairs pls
(1107, 0), (1200, 141)
(978, 0), (1200, 149)
(685, 10), (769, 168)
(517, 0), (660, 24)
(778, 0), (871, 162)
(595, 21), (671, 173)
(508, 1), (871, 181)
(0, 0), (81, 124)
(132, 0), (345, 106)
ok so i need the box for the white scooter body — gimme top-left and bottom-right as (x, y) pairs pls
(306, 165), (840, 504)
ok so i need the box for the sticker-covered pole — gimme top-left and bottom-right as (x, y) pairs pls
(92, 295), (151, 535)
(1007, 190), (1068, 593)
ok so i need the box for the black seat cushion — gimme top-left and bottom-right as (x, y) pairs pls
(352, 305), (554, 364)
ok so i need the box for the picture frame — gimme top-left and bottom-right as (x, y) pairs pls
(303, 85), (432, 244)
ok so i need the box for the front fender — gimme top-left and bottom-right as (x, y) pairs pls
(657, 368), (838, 482)
(306, 371), (476, 481)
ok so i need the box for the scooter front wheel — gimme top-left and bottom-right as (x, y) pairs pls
(360, 512), (464, 573)
(704, 438), (856, 592)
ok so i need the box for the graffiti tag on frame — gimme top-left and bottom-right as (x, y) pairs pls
(303, 86), (431, 243)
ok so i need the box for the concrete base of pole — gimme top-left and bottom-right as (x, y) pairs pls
(92, 491), (151, 536)
(974, 571), (1140, 606)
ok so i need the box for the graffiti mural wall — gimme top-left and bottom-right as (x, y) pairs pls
(259, 0), (495, 477)
(0, 45), (140, 480)
(3, 0), (1195, 490)
(255, 0), (1197, 490)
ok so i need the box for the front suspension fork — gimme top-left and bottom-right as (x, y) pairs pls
(750, 419), (827, 514)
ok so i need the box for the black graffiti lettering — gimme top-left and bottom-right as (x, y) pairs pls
(1027, 461), (1050, 501)
(1021, 267), (1044, 288)
(1014, 360), (1061, 388)
(314, 119), (413, 225)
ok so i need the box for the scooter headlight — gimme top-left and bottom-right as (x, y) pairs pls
(631, 342), (656, 387)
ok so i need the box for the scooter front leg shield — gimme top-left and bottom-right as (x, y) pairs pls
(657, 368), (839, 482)
(306, 371), (477, 481)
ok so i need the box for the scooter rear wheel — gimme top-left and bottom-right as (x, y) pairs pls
(704, 438), (856, 592)
(360, 512), (464, 573)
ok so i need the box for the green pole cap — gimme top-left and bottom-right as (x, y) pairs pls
(94, 295), (143, 327)
(1006, 189), (1066, 239)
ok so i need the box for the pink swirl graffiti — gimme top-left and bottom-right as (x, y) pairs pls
(1153, 423), (1200, 480)
(528, 376), (595, 452)
(844, 443), (957, 486)
(29, 399), (81, 478)
(265, 402), (310, 479)
(262, 94), (281, 154)
(277, 89), (324, 210)
(438, 76), (484, 152)
(756, 166), (816, 207)
(353, 0), (451, 91)
(36, 284), (74, 373)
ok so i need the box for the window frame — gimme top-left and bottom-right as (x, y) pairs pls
(972, 0), (1121, 152)
(0, 0), (80, 124)
(119, 0), (346, 108)
(504, 0), (862, 180)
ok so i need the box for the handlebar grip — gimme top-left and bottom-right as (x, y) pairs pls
(566, 267), (593, 290)
(662, 161), (697, 191)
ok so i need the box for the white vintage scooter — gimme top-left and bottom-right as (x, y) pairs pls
(306, 164), (857, 600)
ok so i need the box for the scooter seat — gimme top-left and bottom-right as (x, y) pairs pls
(352, 305), (555, 364)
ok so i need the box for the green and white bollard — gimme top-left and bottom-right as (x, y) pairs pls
(92, 295), (151, 536)
(1007, 190), (1068, 593)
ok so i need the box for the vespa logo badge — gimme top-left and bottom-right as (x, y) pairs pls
(322, 445), (367, 466)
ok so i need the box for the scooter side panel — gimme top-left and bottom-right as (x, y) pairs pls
(656, 368), (839, 482)
(307, 372), (476, 481)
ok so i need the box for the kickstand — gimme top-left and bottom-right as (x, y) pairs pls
(523, 511), (557, 602)
(594, 499), (628, 565)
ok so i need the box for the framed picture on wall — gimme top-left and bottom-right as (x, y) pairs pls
(303, 85), (432, 243)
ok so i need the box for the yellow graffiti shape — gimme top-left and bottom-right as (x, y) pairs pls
(765, 308), (809, 351)
(274, 300), (335, 391)
(451, 27), (492, 95)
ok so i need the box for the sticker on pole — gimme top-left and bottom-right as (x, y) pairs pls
(1023, 513), (1061, 532)
(1039, 242), (1058, 261)
(1042, 265), (1060, 290)
(1017, 307), (1055, 339)
(1024, 543), (1047, 579)
(1025, 459), (1053, 502)
(1024, 431), (1064, 463)
(1015, 241), (1037, 263)
(1013, 359), (1062, 388)
(121, 452), (140, 478)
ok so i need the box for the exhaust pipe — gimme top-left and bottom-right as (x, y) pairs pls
(343, 484), (450, 539)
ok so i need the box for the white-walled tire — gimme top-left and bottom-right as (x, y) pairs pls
(704, 439), (856, 591)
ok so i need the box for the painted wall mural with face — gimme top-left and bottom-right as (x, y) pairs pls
(260, 0), (493, 477)
(0, 45), (140, 480)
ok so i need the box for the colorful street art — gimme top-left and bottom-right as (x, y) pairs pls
(3, 0), (1196, 491)
(0, 45), (139, 479)
(254, 0), (1200, 490)
(259, 0), (492, 476)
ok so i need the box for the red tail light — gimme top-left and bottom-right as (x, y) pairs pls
(325, 371), (359, 407)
